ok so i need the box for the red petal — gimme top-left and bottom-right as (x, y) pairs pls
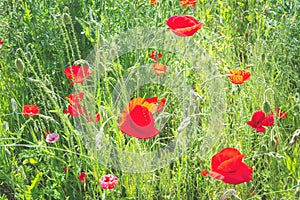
(216, 154), (245, 173)
(166, 15), (203, 37)
(157, 98), (166, 112)
(261, 114), (274, 126)
(211, 148), (241, 171)
(130, 105), (152, 127)
(23, 105), (40, 117)
(66, 92), (84, 105)
(201, 170), (208, 176)
(152, 64), (167, 76)
(248, 110), (267, 127)
(144, 97), (158, 104)
(273, 108), (288, 119)
(119, 111), (160, 139)
(219, 163), (253, 185)
(150, 51), (158, 62)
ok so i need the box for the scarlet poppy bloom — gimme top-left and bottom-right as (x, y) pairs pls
(152, 63), (167, 76)
(118, 97), (166, 139)
(64, 65), (92, 86)
(227, 70), (251, 84)
(66, 92), (84, 105)
(247, 110), (274, 132)
(151, 0), (157, 5)
(271, 108), (288, 119)
(150, 51), (162, 62)
(78, 171), (87, 182)
(0, 40), (3, 48)
(64, 104), (86, 117)
(201, 148), (253, 185)
(23, 105), (40, 117)
(99, 174), (119, 189)
(180, 0), (197, 8)
(166, 15), (203, 37)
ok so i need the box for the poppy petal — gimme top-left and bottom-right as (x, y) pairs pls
(119, 112), (160, 139)
(152, 64), (168, 76)
(130, 105), (152, 127)
(166, 15), (203, 37)
(211, 148), (241, 171)
(261, 114), (274, 126)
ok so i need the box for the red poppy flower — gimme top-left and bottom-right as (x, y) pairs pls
(78, 171), (87, 182)
(227, 70), (251, 84)
(118, 97), (166, 139)
(150, 51), (162, 62)
(23, 105), (40, 117)
(0, 40), (3, 48)
(151, 0), (157, 5)
(152, 63), (167, 76)
(64, 104), (86, 117)
(247, 110), (274, 132)
(99, 174), (119, 189)
(201, 148), (253, 185)
(66, 92), (84, 105)
(180, 0), (197, 8)
(166, 15), (203, 37)
(64, 65), (92, 86)
(271, 108), (288, 119)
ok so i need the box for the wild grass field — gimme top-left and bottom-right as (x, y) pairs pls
(0, 0), (299, 199)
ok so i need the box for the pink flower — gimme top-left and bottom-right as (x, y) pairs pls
(100, 174), (119, 189)
(45, 133), (59, 143)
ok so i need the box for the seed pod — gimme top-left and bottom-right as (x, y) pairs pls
(11, 98), (18, 112)
(63, 13), (71, 24)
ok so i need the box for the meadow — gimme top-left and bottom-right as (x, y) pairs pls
(0, 0), (299, 199)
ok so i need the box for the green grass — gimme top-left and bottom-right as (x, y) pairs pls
(0, 0), (299, 199)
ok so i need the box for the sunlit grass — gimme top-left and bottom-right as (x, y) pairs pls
(0, 0), (299, 199)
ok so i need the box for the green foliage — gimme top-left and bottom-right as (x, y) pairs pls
(0, 0), (299, 199)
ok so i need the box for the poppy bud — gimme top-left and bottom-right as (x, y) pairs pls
(62, 13), (71, 24)
(11, 98), (18, 112)
(262, 100), (271, 114)
(15, 58), (24, 73)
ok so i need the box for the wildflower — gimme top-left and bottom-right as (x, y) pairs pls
(0, 40), (3, 48)
(180, 0), (197, 8)
(100, 174), (119, 189)
(64, 104), (86, 117)
(151, 0), (157, 5)
(152, 63), (167, 76)
(247, 110), (274, 132)
(118, 97), (166, 139)
(227, 70), (251, 84)
(86, 112), (101, 122)
(78, 171), (87, 182)
(64, 65), (92, 86)
(149, 51), (163, 62)
(272, 108), (287, 119)
(66, 92), (85, 105)
(23, 105), (40, 117)
(201, 148), (253, 185)
(166, 15), (203, 37)
(45, 133), (60, 143)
